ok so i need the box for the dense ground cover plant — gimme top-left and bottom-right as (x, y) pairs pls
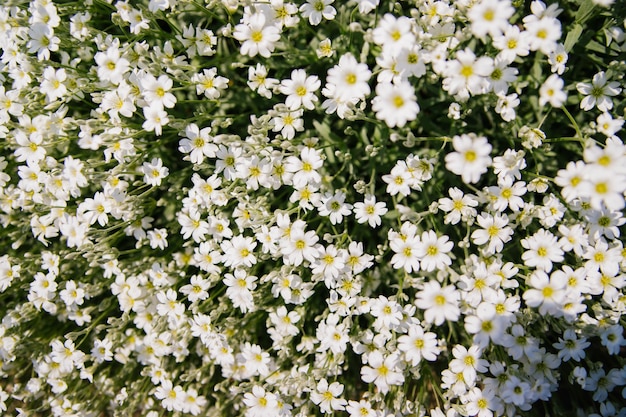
(1, 0), (626, 415)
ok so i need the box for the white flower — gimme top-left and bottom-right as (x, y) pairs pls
(147, 228), (168, 250)
(223, 269), (257, 313)
(140, 73), (176, 109)
(59, 280), (85, 307)
(94, 47), (130, 85)
(577, 71), (621, 111)
(248, 64), (278, 98)
(389, 223), (421, 273)
(353, 194), (388, 227)
(539, 74), (567, 107)
(468, 0), (514, 39)
(284, 147), (323, 189)
(521, 229), (564, 271)
(415, 281), (460, 325)
(318, 191), (352, 225)
(354, 0), (379, 14)
(371, 80), (419, 128)
(192, 68), (229, 99)
(487, 176), (527, 212)
(449, 344), (489, 386)
(416, 230), (453, 272)
(279, 69), (321, 110)
(142, 105), (169, 136)
(443, 48), (493, 98)
(316, 314), (349, 354)
(221, 235), (257, 268)
(28, 23), (60, 61)
(310, 378), (347, 413)
(471, 212), (513, 254)
(233, 13), (281, 58)
(271, 107), (304, 140)
(523, 270), (567, 315)
(178, 123), (217, 165)
(397, 324), (440, 365)
(360, 351), (404, 394)
(299, 0), (336, 26)
(280, 225), (319, 266)
(40, 66), (67, 102)
(493, 25), (531, 63)
(243, 386), (279, 417)
(141, 158), (169, 186)
(445, 133), (492, 184)
(372, 14), (415, 55)
(325, 53), (371, 102)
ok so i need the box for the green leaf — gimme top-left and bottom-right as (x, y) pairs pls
(564, 23), (583, 52)
(585, 39), (609, 53)
(575, 0), (596, 24)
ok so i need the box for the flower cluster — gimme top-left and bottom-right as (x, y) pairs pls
(0, 0), (625, 416)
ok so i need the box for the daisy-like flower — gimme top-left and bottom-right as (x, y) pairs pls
(28, 22), (60, 61)
(539, 74), (567, 107)
(243, 386), (279, 417)
(285, 147), (323, 189)
(445, 133), (492, 184)
(40, 66), (67, 102)
(371, 80), (419, 128)
(493, 25), (531, 64)
(299, 0), (336, 26)
(372, 14), (415, 54)
(548, 43), (568, 74)
(443, 48), (494, 98)
(140, 73), (176, 109)
(271, 107), (304, 140)
(325, 53), (371, 102)
(248, 64), (279, 99)
(178, 123), (217, 165)
(191, 68), (229, 99)
(523, 270), (567, 315)
(397, 324), (440, 365)
(360, 351), (404, 394)
(388, 223), (421, 273)
(318, 191), (353, 225)
(310, 378), (347, 413)
(467, 0), (514, 39)
(487, 177), (527, 212)
(346, 400), (377, 417)
(353, 194), (388, 227)
(449, 344), (489, 386)
(554, 160), (587, 202)
(492, 149), (526, 180)
(141, 158), (169, 187)
(596, 112), (624, 138)
(579, 168), (626, 211)
(576, 71), (621, 111)
(142, 104), (169, 136)
(280, 226), (320, 266)
(553, 328), (590, 362)
(524, 15), (562, 55)
(311, 244), (347, 284)
(521, 229), (564, 272)
(438, 187), (478, 224)
(415, 281), (460, 325)
(471, 212), (514, 254)
(94, 47), (130, 85)
(416, 230), (453, 272)
(223, 269), (257, 313)
(279, 69), (321, 110)
(13, 131), (46, 165)
(233, 13), (281, 58)
(221, 235), (257, 268)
